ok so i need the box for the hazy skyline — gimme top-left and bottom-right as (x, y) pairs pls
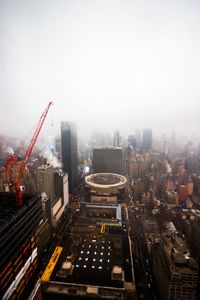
(1, 0), (200, 139)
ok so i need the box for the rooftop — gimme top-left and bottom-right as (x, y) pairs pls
(85, 173), (126, 189)
(41, 203), (134, 299)
(163, 222), (198, 271)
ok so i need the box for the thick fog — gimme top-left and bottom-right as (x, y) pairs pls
(1, 0), (200, 139)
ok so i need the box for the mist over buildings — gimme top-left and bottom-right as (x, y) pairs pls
(0, 0), (200, 140)
(1, 3), (200, 299)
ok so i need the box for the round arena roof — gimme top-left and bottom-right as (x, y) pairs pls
(85, 173), (127, 189)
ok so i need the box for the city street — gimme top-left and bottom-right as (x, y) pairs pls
(129, 207), (158, 300)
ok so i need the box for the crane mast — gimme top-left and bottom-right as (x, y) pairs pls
(5, 101), (53, 207)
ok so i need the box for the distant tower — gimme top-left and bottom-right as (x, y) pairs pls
(114, 130), (120, 147)
(128, 135), (136, 148)
(135, 129), (142, 148)
(143, 129), (152, 151)
(61, 122), (77, 193)
(55, 135), (61, 154)
(160, 132), (167, 154)
(187, 178), (193, 196)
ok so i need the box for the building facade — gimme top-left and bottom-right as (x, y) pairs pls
(37, 164), (55, 204)
(152, 222), (198, 300)
(0, 193), (44, 300)
(93, 146), (124, 175)
(85, 173), (126, 203)
(143, 129), (152, 151)
(37, 165), (69, 229)
(61, 121), (77, 193)
(113, 130), (120, 147)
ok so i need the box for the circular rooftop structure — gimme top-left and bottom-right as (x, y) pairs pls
(85, 173), (127, 189)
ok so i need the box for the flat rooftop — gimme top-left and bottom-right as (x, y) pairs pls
(41, 203), (134, 299)
(51, 235), (124, 288)
(83, 204), (122, 224)
(0, 192), (37, 232)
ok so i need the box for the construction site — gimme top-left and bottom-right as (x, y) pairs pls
(0, 103), (54, 300)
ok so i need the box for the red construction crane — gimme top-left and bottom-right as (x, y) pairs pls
(4, 101), (53, 207)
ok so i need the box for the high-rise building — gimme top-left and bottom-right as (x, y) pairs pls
(55, 135), (61, 154)
(128, 135), (136, 148)
(37, 164), (55, 204)
(61, 122), (77, 193)
(135, 129), (142, 148)
(159, 132), (168, 154)
(54, 170), (69, 208)
(0, 193), (44, 300)
(142, 129), (152, 150)
(93, 146), (124, 175)
(113, 130), (120, 147)
(37, 164), (69, 229)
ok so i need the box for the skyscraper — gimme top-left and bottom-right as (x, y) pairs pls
(61, 122), (77, 193)
(128, 135), (136, 148)
(113, 130), (120, 147)
(135, 129), (142, 149)
(37, 163), (55, 204)
(142, 128), (152, 150)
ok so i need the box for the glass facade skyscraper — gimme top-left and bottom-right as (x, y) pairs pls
(61, 121), (77, 193)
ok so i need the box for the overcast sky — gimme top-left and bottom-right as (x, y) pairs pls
(1, 0), (200, 140)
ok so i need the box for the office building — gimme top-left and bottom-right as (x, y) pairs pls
(51, 171), (69, 228)
(152, 222), (198, 300)
(93, 146), (124, 175)
(54, 170), (69, 206)
(178, 209), (200, 258)
(128, 135), (136, 148)
(61, 122), (77, 193)
(142, 129), (152, 151)
(113, 130), (120, 147)
(135, 130), (142, 149)
(37, 164), (55, 204)
(55, 135), (61, 154)
(129, 152), (147, 178)
(37, 165), (69, 229)
(0, 193), (44, 300)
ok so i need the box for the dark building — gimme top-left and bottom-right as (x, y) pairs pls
(61, 122), (77, 193)
(142, 129), (152, 151)
(152, 222), (198, 300)
(41, 202), (135, 299)
(93, 147), (124, 175)
(0, 193), (45, 300)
